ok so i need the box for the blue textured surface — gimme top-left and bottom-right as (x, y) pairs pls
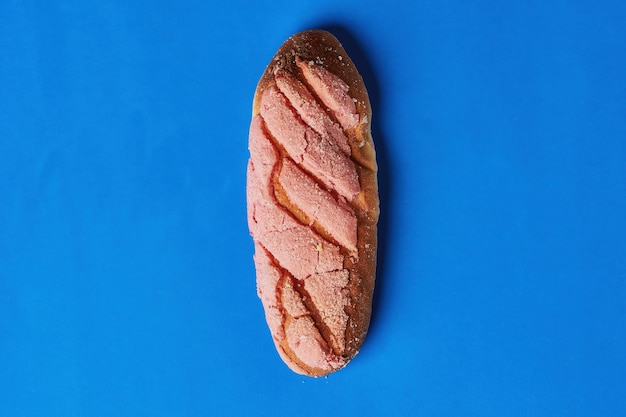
(1, 1), (625, 416)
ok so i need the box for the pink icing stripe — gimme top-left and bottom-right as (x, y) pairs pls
(278, 158), (357, 254)
(253, 242), (285, 341)
(280, 278), (309, 318)
(254, 240), (346, 372)
(275, 69), (352, 156)
(260, 86), (360, 201)
(252, 201), (343, 280)
(280, 275), (339, 371)
(285, 315), (342, 371)
(246, 116), (276, 230)
(304, 270), (350, 352)
(296, 58), (359, 131)
(247, 113), (343, 281)
(248, 115), (278, 185)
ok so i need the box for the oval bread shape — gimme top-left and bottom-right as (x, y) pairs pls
(247, 30), (379, 376)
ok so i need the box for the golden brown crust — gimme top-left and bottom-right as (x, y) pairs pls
(252, 30), (379, 376)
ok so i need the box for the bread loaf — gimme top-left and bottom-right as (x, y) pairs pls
(246, 30), (379, 376)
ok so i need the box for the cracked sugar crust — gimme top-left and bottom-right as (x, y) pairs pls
(275, 69), (352, 156)
(295, 56), (359, 131)
(248, 30), (379, 377)
(247, 100), (352, 374)
(260, 86), (360, 201)
(278, 158), (357, 254)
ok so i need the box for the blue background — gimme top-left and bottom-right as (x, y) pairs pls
(1, 1), (625, 416)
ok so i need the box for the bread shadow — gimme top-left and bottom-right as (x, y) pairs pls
(315, 23), (393, 341)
